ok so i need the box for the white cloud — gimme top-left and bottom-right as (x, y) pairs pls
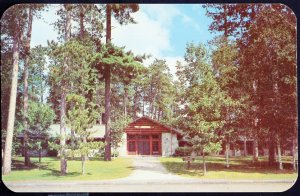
(112, 4), (191, 80)
(31, 5), (59, 47)
(164, 56), (185, 80)
(112, 11), (171, 57)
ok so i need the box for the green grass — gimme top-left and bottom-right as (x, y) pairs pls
(159, 156), (298, 180)
(2, 156), (134, 181)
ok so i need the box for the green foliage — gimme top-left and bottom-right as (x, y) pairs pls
(178, 43), (232, 155)
(174, 147), (193, 157)
(25, 101), (55, 152)
(111, 115), (131, 150)
(66, 94), (98, 137)
(27, 101), (55, 136)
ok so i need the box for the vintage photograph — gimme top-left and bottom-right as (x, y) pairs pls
(1, 3), (298, 192)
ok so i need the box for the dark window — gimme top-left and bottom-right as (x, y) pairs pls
(128, 134), (136, 139)
(152, 134), (159, 139)
(153, 141), (159, 152)
(129, 141), (135, 152)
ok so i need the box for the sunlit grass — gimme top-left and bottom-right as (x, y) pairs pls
(2, 156), (133, 181)
(159, 156), (298, 180)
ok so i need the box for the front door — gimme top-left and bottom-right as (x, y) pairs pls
(137, 141), (150, 155)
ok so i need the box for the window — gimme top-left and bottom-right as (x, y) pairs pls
(129, 141), (135, 152)
(152, 141), (159, 152)
(152, 134), (159, 139)
(128, 134), (136, 139)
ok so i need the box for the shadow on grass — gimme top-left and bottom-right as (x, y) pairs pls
(41, 169), (81, 178)
(11, 159), (53, 171)
(161, 158), (296, 177)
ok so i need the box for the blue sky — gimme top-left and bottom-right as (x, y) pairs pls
(30, 4), (217, 77)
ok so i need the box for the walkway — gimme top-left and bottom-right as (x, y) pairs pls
(113, 156), (188, 183)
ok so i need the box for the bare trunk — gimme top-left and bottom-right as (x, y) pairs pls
(268, 136), (276, 166)
(277, 141), (283, 170)
(96, 80), (102, 124)
(142, 92), (145, 116)
(81, 156), (85, 175)
(243, 136), (247, 156)
(133, 88), (138, 120)
(60, 4), (72, 174)
(124, 85), (128, 119)
(154, 106), (157, 120)
(104, 4), (112, 161)
(253, 138), (259, 162)
(23, 7), (33, 167)
(225, 143), (230, 168)
(3, 20), (20, 175)
(71, 130), (75, 160)
(39, 149), (42, 163)
(83, 137), (89, 161)
(79, 6), (84, 39)
(202, 150), (206, 175)
(60, 92), (67, 174)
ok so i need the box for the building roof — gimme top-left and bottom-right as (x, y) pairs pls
(126, 116), (183, 136)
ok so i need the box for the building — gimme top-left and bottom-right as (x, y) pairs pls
(118, 116), (183, 156)
(17, 116), (183, 157)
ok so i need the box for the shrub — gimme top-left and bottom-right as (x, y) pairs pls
(174, 146), (193, 157)
(47, 149), (58, 157)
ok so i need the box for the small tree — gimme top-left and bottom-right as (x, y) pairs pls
(111, 114), (131, 159)
(27, 101), (55, 163)
(66, 94), (99, 175)
(179, 43), (230, 175)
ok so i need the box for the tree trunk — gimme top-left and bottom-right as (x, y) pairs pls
(81, 156), (85, 175)
(225, 143), (230, 168)
(83, 137), (89, 161)
(3, 19), (20, 175)
(39, 149), (42, 163)
(23, 7), (33, 167)
(202, 150), (206, 175)
(96, 80), (102, 124)
(253, 138), (259, 162)
(133, 88), (137, 120)
(142, 92), (145, 116)
(60, 92), (67, 174)
(79, 6), (84, 39)
(243, 136), (247, 156)
(124, 85), (128, 119)
(71, 130), (75, 160)
(104, 4), (112, 161)
(268, 136), (276, 167)
(277, 141), (283, 170)
(60, 4), (72, 175)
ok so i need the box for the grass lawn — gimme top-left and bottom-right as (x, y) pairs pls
(159, 156), (298, 180)
(2, 156), (133, 181)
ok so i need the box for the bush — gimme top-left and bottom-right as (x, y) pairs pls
(174, 147), (193, 157)
(47, 149), (58, 157)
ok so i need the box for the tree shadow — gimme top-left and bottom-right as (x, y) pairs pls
(11, 159), (51, 171)
(41, 168), (81, 178)
(161, 158), (297, 177)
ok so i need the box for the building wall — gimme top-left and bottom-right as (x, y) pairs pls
(118, 133), (127, 156)
(161, 132), (179, 156)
